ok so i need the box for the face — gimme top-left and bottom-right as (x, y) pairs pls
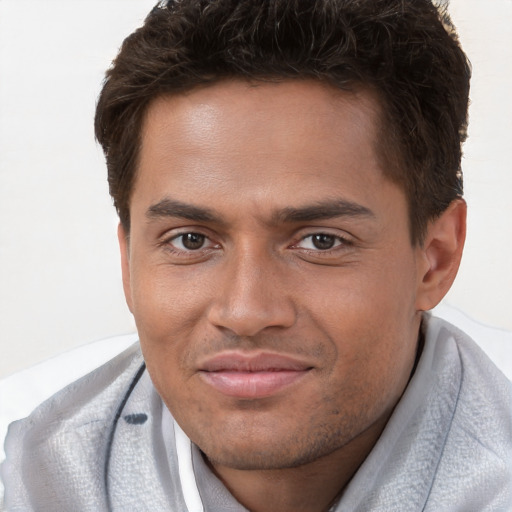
(121, 80), (428, 471)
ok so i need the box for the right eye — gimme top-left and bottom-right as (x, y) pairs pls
(168, 232), (210, 251)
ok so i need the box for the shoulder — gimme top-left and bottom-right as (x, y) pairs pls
(425, 314), (511, 404)
(432, 303), (512, 379)
(11, 341), (145, 436)
(424, 315), (512, 511)
(424, 315), (512, 448)
(1, 343), (145, 510)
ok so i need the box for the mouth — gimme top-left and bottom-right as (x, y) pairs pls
(198, 352), (313, 399)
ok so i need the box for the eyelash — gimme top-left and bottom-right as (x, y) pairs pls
(293, 233), (352, 252)
(160, 231), (353, 259)
(161, 231), (218, 256)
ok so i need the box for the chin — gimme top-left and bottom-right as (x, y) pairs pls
(196, 423), (352, 471)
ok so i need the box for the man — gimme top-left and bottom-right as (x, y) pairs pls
(2, 0), (511, 510)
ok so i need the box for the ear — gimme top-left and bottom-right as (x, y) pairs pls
(415, 199), (467, 311)
(118, 223), (134, 313)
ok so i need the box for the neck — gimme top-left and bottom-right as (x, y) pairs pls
(207, 415), (388, 512)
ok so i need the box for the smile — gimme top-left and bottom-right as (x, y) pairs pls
(198, 352), (313, 399)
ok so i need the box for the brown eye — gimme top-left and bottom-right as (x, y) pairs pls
(180, 233), (206, 250)
(169, 232), (208, 251)
(295, 233), (348, 252)
(311, 234), (336, 250)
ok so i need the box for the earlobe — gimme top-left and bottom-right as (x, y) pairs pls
(415, 199), (467, 312)
(118, 223), (134, 313)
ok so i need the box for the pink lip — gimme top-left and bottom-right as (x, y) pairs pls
(198, 352), (313, 399)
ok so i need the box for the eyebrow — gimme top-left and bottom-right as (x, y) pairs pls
(146, 197), (374, 225)
(146, 198), (218, 223)
(273, 200), (375, 223)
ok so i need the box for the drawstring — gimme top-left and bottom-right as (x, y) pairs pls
(174, 420), (205, 512)
(103, 361), (204, 512)
(104, 362), (146, 512)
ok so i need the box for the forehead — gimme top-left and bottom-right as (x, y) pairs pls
(140, 80), (380, 174)
(141, 79), (382, 150)
(133, 79), (403, 226)
(144, 79), (381, 127)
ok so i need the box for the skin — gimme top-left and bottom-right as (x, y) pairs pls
(119, 80), (466, 512)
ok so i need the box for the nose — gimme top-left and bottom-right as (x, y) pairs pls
(206, 247), (296, 337)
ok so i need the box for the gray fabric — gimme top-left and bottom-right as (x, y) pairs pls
(1, 316), (511, 511)
(2, 343), (144, 511)
(106, 371), (188, 511)
(337, 316), (512, 511)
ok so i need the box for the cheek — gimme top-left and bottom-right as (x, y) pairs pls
(310, 256), (419, 394)
(131, 260), (212, 334)
(129, 262), (230, 385)
(129, 269), (203, 388)
(308, 259), (417, 338)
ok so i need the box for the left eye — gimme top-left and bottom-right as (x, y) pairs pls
(297, 234), (344, 250)
(169, 232), (208, 251)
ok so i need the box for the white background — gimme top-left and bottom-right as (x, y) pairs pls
(0, 0), (511, 378)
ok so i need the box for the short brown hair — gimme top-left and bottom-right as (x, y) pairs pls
(95, 0), (470, 244)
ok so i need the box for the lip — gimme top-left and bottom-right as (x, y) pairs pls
(198, 352), (313, 399)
